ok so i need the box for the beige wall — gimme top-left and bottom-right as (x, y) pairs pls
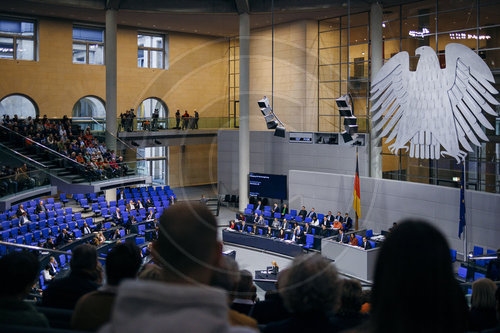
(248, 20), (318, 132)
(0, 18), (229, 118)
(169, 143), (218, 187)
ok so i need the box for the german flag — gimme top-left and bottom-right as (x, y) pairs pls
(353, 152), (361, 219)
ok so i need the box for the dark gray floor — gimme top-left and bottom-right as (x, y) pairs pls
(172, 184), (218, 201)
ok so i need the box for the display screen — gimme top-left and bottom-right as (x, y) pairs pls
(249, 173), (287, 200)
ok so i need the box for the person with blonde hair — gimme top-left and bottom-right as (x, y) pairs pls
(468, 278), (498, 331)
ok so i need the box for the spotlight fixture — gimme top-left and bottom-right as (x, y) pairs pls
(337, 94), (358, 143)
(258, 96), (286, 138)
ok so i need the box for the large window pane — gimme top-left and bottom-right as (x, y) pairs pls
(152, 36), (163, 48)
(0, 20), (34, 36)
(384, 39), (400, 59)
(438, 8), (477, 32)
(73, 43), (87, 64)
(479, 4), (500, 26)
(438, 0), (477, 11)
(479, 48), (500, 71)
(438, 29), (477, 52)
(319, 81), (340, 99)
(73, 27), (103, 42)
(319, 64), (340, 81)
(16, 39), (33, 60)
(151, 50), (163, 68)
(0, 37), (14, 59)
(477, 26), (500, 49)
(138, 49), (149, 68)
(402, 15), (436, 37)
(402, 0), (436, 18)
(138, 34), (152, 47)
(348, 43), (368, 62)
(319, 30), (341, 48)
(88, 43), (104, 65)
(383, 20), (401, 39)
(0, 94), (37, 118)
(349, 26), (369, 45)
(319, 17), (340, 32)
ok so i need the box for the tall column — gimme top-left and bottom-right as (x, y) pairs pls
(238, 13), (250, 211)
(370, 2), (383, 178)
(105, 9), (118, 152)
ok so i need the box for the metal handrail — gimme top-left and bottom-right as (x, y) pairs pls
(0, 124), (86, 168)
(0, 240), (107, 260)
(0, 142), (47, 169)
(90, 117), (145, 158)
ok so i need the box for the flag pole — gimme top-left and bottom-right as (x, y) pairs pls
(463, 161), (467, 262)
(355, 146), (359, 231)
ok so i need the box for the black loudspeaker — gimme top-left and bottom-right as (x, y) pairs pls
(344, 117), (357, 126)
(339, 109), (353, 117)
(274, 126), (286, 138)
(342, 131), (353, 143)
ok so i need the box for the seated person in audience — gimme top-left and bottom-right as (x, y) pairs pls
(335, 211), (343, 222)
(97, 231), (106, 243)
(326, 211), (334, 223)
(389, 222), (398, 233)
(263, 253), (340, 332)
(43, 264), (54, 283)
(113, 207), (123, 224)
(16, 204), (27, 218)
(303, 222), (312, 235)
(19, 211), (30, 225)
(271, 203), (279, 214)
(292, 225), (305, 244)
(56, 228), (73, 246)
(320, 224), (330, 238)
(298, 206), (307, 218)
(0, 252), (50, 328)
(486, 248), (500, 281)
(336, 229), (348, 243)
(91, 236), (100, 246)
(239, 220), (246, 233)
(231, 270), (256, 316)
(136, 199), (145, 210)
(111, 229), (121, 240)
(168, 195), (175, 205)
(42, 244), (100, 310)
(48, 256), (58, 276)
(229, 220), (237, 230)
(44, 238), (56, 250)
(82, 222), (92, 235)
(349, 233), (358, 246)
(486, 287), (500, 333)
(238, 213), (245, 222)
(366, 219), (468, 333)
(126, 200), (136, 212)
(211, 257), (258, 330)
(307, 208), (316, 219)
(146, 209), (154, 220)
(332, 279), (368, 331)
(251, 224), (258, 235)
(278, 228), (286, 240)
(117, 189), (125, 200)
(101, 203), (245, 332)
(333, 219), (343, 230)
(36, 200), (47, 214)
(145, 198), (154, 208)
(344, 213), (352, 231)
(272, 217), (281, 229)
(72, 243), (142, 332)
(256, 215), (266, 226)
(282, 218), (292, 230)
(266, 226), (273, 237)
(252, 213), (259, 224)
(468, 278), (498, 332)
(281, 204), (288, 216)
(254, 200), (263, 212)
(362, 236), (372, 250)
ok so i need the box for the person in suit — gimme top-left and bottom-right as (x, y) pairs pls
(126, 200), (136, 212)
(136, 199), (144, 210)
(239, 221), (246, 233)
(256, 215), (266, 226)
(303, 222), (312, 235)
(349, 233), (358, 246)
(271, 203), (279, 214)
(19, 211), (30, 225)
(16, 204), (27, 218)
(111, 229), (121, 240)
(293, 225), (305, 244)
(344, 213), (353, 231)
(319, 216), (328, 227)
(251, 224), (258, 235)
(282, 219), (291, 230)
(336, 229), (348, 243)
(319, 224), (330, 237)
(335, 211), (343, 222)
(48, 256), (58, 276)
(56, 229), (73, 246)
(81, 222), (92, 235)
(146, 210), (154, 220)
(307, 208), (317, 219)
(254, 201), (263, 212)
(298, 206), (307, 218)
(271, 218), (281, 229)
(252, 213), (259, 224)
(326, 211), (334, 223)
(44, 239), (56, 250)
(117, 190), (125, 200)
(281, 204), (288, 216)
(113, 208), (123, 224)
(145, 199), (154, 209)
(362, 236), (372, 250)
(36, 200), (47, 214)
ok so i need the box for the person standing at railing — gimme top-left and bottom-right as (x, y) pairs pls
(194, 110), (199, 129)
(181, 110), (190, 130)
(175, 109), (181, 129)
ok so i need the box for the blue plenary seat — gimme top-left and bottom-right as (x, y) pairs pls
(305, 217), (312, 223)
(474, 272), (485, 281)
(450, 249), (457, 263)
(355, 235), (363, 245)
(263, 211), (272, 218)
(246, 204), (254, 210)
(73, 229), (82, 238)
(295, 216), (303, 222)
(369, 241), (376, 249)
(458, 266), (468, 280)
(244, 208), (252, 214)
(59, 193), (69, 205)
(303, 234), (314, 249)
(119, 229), (126, 238)
(274, 213), (281, 219)
(366, 229), (373, 238)
(264, 206), (271, 211)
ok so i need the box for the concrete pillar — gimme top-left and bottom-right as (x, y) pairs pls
(238, 13), (250, 211)
(105, 9), (118, 152)
(104, 189), (116, 203)
(370, 2), (383, 178)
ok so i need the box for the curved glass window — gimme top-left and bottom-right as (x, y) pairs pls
(0, 94), (38, 118)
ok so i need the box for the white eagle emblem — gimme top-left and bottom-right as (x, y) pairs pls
(370, 43), (498, 162)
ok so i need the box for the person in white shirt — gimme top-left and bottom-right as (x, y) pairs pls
(43, 264), (53, 282)
(82, 222), (92, 235)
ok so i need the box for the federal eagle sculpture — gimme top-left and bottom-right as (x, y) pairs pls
(370, 43), (498, 162)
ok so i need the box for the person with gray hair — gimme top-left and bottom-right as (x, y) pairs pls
(263, 253), (340, 332)
(211, 256), (258, 329)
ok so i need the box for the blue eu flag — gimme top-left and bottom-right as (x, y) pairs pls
(458, 164), (466, 239)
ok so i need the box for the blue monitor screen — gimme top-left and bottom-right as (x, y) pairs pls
(249, 173), (287, 200)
